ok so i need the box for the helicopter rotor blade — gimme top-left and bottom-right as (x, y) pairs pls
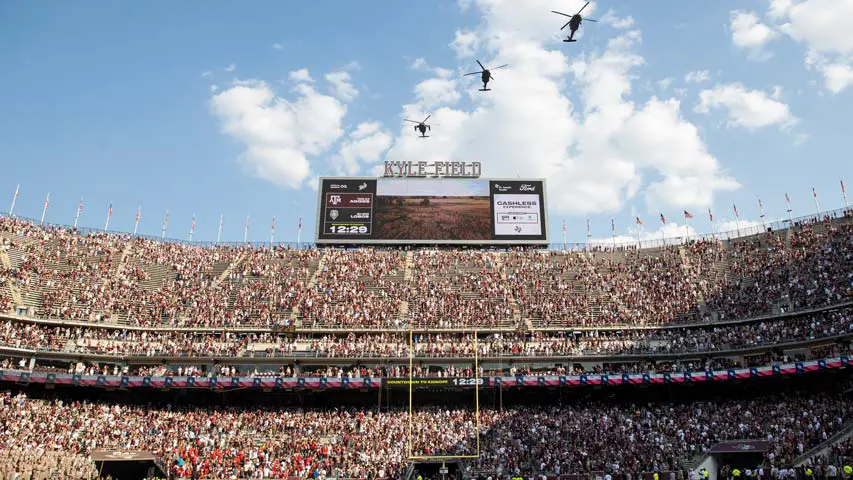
(476, 60), (486, 71)
(464, 72), (481, 76)
(585, 18), (598, 22)
(423, 115), (431, 124)
(577, 1), (590, 15)
(551, 10), (572, 17)
(492, 64), (509, 70)
(561, 20), (571, 30)
(404, 119), (420, 124)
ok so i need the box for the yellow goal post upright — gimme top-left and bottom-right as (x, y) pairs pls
(407, 322), (482, 462)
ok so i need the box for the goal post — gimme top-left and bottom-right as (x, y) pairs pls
(407, 324), (481, 461)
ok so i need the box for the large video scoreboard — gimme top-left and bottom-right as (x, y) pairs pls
(315, 177), (548, 245)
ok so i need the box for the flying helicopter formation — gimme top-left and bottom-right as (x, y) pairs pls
(407, 2), (598, 138)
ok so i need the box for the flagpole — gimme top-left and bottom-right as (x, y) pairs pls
(709, 209), (716, 240)
(74, 198), (82, 229)
(586, 219), (591, 251)
(733, 204), (741, 237)
(270, 216), (276, 247)
(104, 203), (113, 232)
(244, 215), (249, 243)
(635, 217), (642, 248)
(610, 218), (615, 259)
(133, 207), (141, 235)
(189, 215), (195, 242)
(9, 184), (19, 216)
(812, 187), (821, 216)
(161, 210), (169, 239)
(562, 218), (567, 251)
(659, 214), (666, 247)
(40, 193), (50, 224)
(217, 215), (223, 243)
(297, 216), (302, 247)
(758, 198), (766, 230)
(842, 180), (848, 208)
(785, 194), (793, 224)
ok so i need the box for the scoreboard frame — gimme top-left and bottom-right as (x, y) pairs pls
(314, 176), (549, 246)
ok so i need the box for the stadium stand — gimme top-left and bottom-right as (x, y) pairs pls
(0, 208), (852, 479)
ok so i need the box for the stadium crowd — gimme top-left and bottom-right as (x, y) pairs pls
(0, 388), (850, 479)
(0, 213), (851, 331)
(1, 306), (850, 359)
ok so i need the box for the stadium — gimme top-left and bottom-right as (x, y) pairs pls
(1, 181), (852, 479)
(4, 1), (853, 480)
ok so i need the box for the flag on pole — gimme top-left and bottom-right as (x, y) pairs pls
(40, 192), (50, 224)
(270, 216), (276, 245)
(189, 214), (196, 241)
(635, 216), (643, 225)
(759, 199), (765, 218)
(297, 216), (303, 245)
(134, 207), (141, 235)
(785, 193), (791, 209)
(733, 204), (739, 218)
(683, 210), (694, 219)
(244, 215), (250, 243)
(104, 203), (113, 231)
(161, 210), (169, 239)
(813, 187), (818, 198)
(586, 219), (590, 238)
(842, 180), (849, 208)
(611, 218), (615, 233)
(217, 214), (223, 243)
(659, 213), (666, 225)
(708, 208), (714, 222)
(562, 218), (566, 232)
(812, 186), (821, 214)
(9, 184), (20, 216)
(74, 198), (83, 228)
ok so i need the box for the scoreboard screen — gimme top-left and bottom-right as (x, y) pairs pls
(315, 177), (548, 245)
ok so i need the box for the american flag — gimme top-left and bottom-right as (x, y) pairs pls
(635, 216), (643, 225)
(708, 208), (714, 222)
(77, 199), (83, 215)
(733, 204), (739, 218)
(107, 203), (113, 219)
(659, 213), (666, 224)
(813, 187), (818, 198)
(683, 210), (693, 219)
(44, 193), (50, 210)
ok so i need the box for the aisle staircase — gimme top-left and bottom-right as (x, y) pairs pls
(0, 249), (23, 307)
(213, 252), (248, 287)
(403, 251), (414, 281)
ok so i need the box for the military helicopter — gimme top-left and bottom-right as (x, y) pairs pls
(464, 60), (509, 91)
(404, 115), (436, 138)
(552, 1), (597, 43)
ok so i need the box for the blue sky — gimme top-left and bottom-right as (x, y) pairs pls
(1, 0), (850, 244)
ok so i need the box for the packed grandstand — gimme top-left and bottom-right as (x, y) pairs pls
(0, 208), (852, 479)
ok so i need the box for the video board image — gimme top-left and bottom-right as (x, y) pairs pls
(373, 179), (491, 240)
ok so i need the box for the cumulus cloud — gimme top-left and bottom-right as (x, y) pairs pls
(730, 10), (779, 59)
(588, 215), (766, 247)
(210, 78), (347, 189)
(224, 64), (237, 72)
(450, 30), (480, 57)
(695, 83), (798, 131)
(740, 0), (853, 92)
(329, 121), (393, 175)
(381, 0), (739, 216)
(289, 69), (314, 83)
(325, 71), (359, 102)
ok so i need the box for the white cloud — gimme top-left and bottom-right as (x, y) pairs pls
(600, 10), (635, 30)
(289, 68), (314, 83)
(224, 64), (237, 72)
(382, 0), (740, 215)
(730, 10), (779, 59)
(210, 78), (347, 189)
(210, 84), (219, 93)
(657, 78), (675, 90)
(684, 70), (711, 84)
(695, 83), (798, 131)
(272, 43), (284, 50)
(414, 77), (461, 108)
(762, 0), (853, 92)
(201, 71), (213, 78)
(450, 30), (480, 57)
(589, 215), (766, 246)
(329, 121), (393, 175)
(325, 71), (359, 102)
